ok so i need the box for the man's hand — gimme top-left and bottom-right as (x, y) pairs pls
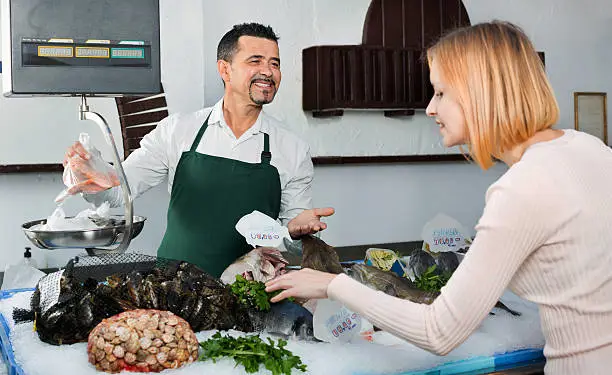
(62, 141), (120, 195)
(63, 141), (90, 166)
(287, 207), (335, 239)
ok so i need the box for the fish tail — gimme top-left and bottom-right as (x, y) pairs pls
(13, 308), (35, 323)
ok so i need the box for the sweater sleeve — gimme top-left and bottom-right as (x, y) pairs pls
(327, 180), (557, 355)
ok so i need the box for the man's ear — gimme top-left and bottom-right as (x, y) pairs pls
(217, 60), (231, 84)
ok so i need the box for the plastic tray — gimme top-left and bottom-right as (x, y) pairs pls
(0, 289), (33, 375)
(396, 348), (544, 374)
(0, 288), (544, 375)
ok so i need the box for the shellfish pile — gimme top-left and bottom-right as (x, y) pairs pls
(87, 309), (198, 373)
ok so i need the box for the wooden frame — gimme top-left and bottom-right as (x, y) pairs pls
(0, 154), (471, 173)
(0, 164), (64, 173)
(574, 92), (608, 145)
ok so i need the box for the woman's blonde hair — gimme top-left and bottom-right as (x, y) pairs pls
(427, 21), (559, 169)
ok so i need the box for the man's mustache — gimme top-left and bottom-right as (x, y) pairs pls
(250, 76), (275, 88)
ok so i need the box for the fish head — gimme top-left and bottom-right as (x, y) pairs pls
(283, 237), (303, 256)
(219, 249), (262, 284)
(291, 316), (315, 340)
(347, 264), (371, 284)
(349, 264), (439, 304)
(262, 301), (315, 341)
(220, 247), (288, 284)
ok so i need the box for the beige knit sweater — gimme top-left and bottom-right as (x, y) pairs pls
(327, 130), (612, 374)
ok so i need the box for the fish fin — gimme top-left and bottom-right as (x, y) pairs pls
(494, 301), (521, 316)
(13, 308), (35, 323)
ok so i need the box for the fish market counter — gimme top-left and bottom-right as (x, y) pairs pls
(0, 288), (545, 375)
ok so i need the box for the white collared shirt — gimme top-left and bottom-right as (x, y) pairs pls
(90, 99), (313, 224)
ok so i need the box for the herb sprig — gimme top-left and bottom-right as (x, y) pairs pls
(199, 332), (307, 375)
(414, 265), (452, 292)
(231, 274), (293, 311)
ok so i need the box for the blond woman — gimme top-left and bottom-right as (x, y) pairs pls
(267, 21), (612, 374)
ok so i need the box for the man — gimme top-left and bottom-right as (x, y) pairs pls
(64, 23), (333, 277)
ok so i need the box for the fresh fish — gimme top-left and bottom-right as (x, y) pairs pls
(348, 264), (521, 316)
(297, 236), (521, 317)
(347, 264), (439, 304)
(220, 247), (289, 284)
(434, 252), (460, 274)
(249, 300), (315, 340)
(301, 235), (344, 274)
(408, 249), (437, 278)
(283, 237), (303, 257)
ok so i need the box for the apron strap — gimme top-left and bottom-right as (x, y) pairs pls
(192, 112), (271, 164)
(190, 113), (212, 152)
(261, 132), (272, 164)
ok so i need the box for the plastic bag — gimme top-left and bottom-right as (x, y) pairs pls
(235, 210), (291, 248)
(1, 262), (46, 290)
(55, 133), (119, 203)
(421, 213), (472, 253)
(312, 299), (374, 343)
(40, 202), (111, 231)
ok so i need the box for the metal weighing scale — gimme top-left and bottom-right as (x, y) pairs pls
(1, 0), (161, 255)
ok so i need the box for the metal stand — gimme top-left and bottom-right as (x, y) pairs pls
(79, 95), (134, 256)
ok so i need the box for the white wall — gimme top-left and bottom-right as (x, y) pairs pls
(201, 0), (455, 157)
(0, 0), (610, 268)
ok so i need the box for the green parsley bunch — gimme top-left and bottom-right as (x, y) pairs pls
(230, 274), (293, 311)
(199, 332), (307, 375)
(414, 265), (452, 292)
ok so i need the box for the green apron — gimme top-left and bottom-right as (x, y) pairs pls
(157, 114), (281, 277)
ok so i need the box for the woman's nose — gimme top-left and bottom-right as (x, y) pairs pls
(425, 97), (436, 117)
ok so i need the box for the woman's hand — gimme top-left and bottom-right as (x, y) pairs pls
(265, 268), (338, 303)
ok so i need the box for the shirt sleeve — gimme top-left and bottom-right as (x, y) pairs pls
(84, 115), (175, 207)
(327, 180), (558, 355)
(277, 143), (314, 225)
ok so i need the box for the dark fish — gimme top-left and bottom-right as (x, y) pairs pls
(435, 252), (460, 274)
(283, 237), (303, 257)
(408, 249), (437, 278)
(14, 258), (254, 344)
(349, 264), (521, 316)
(301, 235), (344, 274)
(14, 258), (107, 345)
(249, 300), (315, 340)
(347, 264), (438, 304)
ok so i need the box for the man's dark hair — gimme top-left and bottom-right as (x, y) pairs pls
(217, 23), (279, 62)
